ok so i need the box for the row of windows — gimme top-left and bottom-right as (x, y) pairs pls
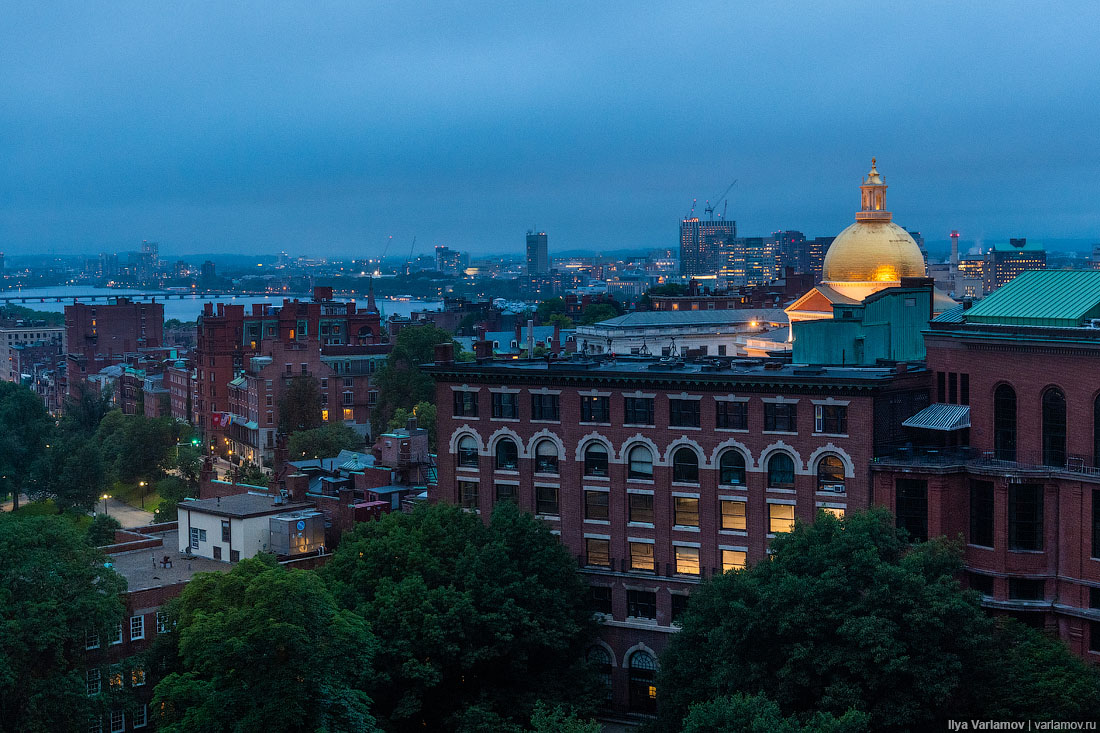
(88, 705), (147, 732)
(993, 384), (1068, 467)
(459, 436), (847, 492)
(86, 664), (146, 695)
(455, 390), (847, 433)
(584, 644), (657, 714)
(898, 478), (1045, 552)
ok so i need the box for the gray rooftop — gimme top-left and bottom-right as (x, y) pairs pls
(584, 308), (788, 330)
(178, 493), (314, 518)
(107, 530), (230, 592)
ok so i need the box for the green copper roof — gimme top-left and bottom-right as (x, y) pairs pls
(964, 270), (1100, 327)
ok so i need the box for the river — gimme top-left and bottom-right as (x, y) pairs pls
(0, 286), (441, 322)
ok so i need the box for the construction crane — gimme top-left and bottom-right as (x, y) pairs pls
(404, 235), (417, 276)
(687, 198), (698, 219)
(704, 180), (737, 220)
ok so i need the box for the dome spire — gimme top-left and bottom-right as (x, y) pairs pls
(857, 156), (890, 221)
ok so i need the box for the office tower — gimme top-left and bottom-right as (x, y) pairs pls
(680, 218), (735, 276)
(435, 246), (468, 275)
(772, 231), (809, 274)
(526, 232), (549, 276)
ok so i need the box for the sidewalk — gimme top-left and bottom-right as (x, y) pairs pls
(95, 497), (154, 529)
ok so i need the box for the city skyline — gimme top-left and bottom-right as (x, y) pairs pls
(2, 3), (1099, 258)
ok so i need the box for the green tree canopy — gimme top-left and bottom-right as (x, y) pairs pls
(0, 382), (54, 511)
(657, 508), (1100, 731)
(386, 401), (436, 450)
(371, 324), (457, 437)
(0, 513), (126, 732)
(278, 376), (323, 433)
(322, 502), (598, 732)
(86, 513), (121, 546)
(95, 411), (178, 485)
(578, 303), (620, 325)
(153, 476), (195, 524)
(547, 312), (573, 330)
(535, 297), (567, 323)
(152, 556), (378, 732)
(288, 422), (365, 460)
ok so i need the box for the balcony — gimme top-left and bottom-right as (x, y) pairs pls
(872, 446), (1100, 483)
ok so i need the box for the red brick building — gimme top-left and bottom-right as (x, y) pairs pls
(65, 297), (164, 396)
(428, 350), (927, 716)
(194, 287), (384, 462)
(872, 269), (1100, 659)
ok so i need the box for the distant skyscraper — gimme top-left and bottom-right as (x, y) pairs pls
(526, 231), (549, 276)
(680, 218), (735, 276)
(718, 237), (775, 286)
(772, 230), (809, 274)
(435, 246), (468, 275)
(807, 237), (833, 282)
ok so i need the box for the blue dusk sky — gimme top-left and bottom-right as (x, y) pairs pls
(1, 2), (1098, 258)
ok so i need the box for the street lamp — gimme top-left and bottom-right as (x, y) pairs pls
(139, 481), (147, 509)
(101, 493), (112, 516)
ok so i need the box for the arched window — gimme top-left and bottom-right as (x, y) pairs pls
(495, 438), (518, 471)
(534, 440), (559, 474)
(817, 455), (845, 493)
(993, 384), (1017, 462)
(719, 450), (746, 485)
(584, 443), (609, 477)
(1041, 387), (1066, 467)
(672, 447), (699, 483)
(628, 651), (658, 714)
(457, 435), (479, 468)
(628, 445), (654, 480)
(587, 646), (612, 704)
(767, 452), (795, 489)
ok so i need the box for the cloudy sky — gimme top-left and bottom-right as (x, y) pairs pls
(2, 2), (1098, 258)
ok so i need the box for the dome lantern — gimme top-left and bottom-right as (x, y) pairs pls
(857, 157), (890, 221)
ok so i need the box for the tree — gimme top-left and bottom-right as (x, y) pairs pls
(0, 382), (54, 511)
(61, 381), (113, 437)
(279, 376), (323, 433)
(30, 437), (106, 514)
(153, 476), (195, 524)
(95, 412), (177, 486)
(535, 297), (567, 323)
(235, 462), (269, 487)
(288, 422), (364, 460)
(323, 502), (599, 732)
(657, 509), (1100, 731)
(152, 556), (378, 732)
(0, 513), (126, 732)
(548, 312), (573, 330)
(578, 303), (619, 325)
(386, 401), (437, 450)
(87, 513), (121, 546)
(371, 324), (457, 437)
(681, 694), (870, 733)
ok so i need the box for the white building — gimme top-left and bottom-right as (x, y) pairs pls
(574, 308), (787, 357)
(0, 324), (65, 382)
(177, 493), (319, 562)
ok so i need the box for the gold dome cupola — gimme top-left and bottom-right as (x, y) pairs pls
(856, 157), (890, 222)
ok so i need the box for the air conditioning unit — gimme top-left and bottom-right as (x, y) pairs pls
(1086, 319), (1100, 329)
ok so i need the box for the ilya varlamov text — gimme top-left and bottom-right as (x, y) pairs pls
(948, 722), (1097, 731)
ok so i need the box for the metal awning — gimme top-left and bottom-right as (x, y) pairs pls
(902, 403), (971, 431)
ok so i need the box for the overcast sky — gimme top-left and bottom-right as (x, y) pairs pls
(2, 2), (1098, 258)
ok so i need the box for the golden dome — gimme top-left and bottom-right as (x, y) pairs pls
(822, 221), (926, 284)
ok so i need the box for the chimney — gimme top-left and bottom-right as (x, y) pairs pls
(476, 324), (487, 340)
(286, 473), (308, 503)
(433, 342), (454, 365)
(962, 298), (973, 311)
(514, 321), (522, 347)
(950, 230), (960, 267)
(406, 415), (418, 433)
(313, 286), (333, 302)
(552, 321), (561, 355)
(474, 340), (493, 361)
(527, 319), (534, 356)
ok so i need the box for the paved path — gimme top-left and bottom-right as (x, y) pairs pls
(95, 497), (154, 529)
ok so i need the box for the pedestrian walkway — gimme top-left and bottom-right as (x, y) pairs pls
(96, 497), (154, 529)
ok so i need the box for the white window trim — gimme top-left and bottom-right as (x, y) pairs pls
(130, 615), (145, 641)
(719, 544), (750, 552)
(671, 491), (700, 498)
(762, 396), (799, 404)
(449, 385), (481, 392)
(623, 390), (656, 399)
(584, 533), (612, 540)
(766, 498), (797, 505)
(672, 541), (701, 548)
(810, 398), (851, 406)
(579, 389), (612, 397)
(627, 536), (656, 544)
(488, 386), (521, 394)
(715, 395), (750, 403)
(529, 387), (562, 395)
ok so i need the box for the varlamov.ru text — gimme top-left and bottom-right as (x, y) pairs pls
(948, 722), (1096, 731)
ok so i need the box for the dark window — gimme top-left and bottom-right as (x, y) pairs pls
(585, 538), (610, 567)
(531, 393), (559, 421)
(588, 645), (613, 704)
(495, 483), (516, 504)
(584, 443), (609, 477)
(584, 490), (609, 520)
(453, 390), (478, 417)
(767, 453), (795, 488)
(624, 397), (655, 425)
(896, 478), (928, 543)
(230, 549), (240, 562)
(1094, 490), (1100, 559)
(672, 448), (699, 483)
(669, 399), (700, 427)
(719, 450), (746, 485)
(457, 435), (479, 467)
(993, 384), (1017, 461)
(815, 405), (847, 434)
(948, 372), (958, 404)
(213, 545), (222, 560)
(626, 590), (657, 620)
(629, 493), (654, 524)
(628, 650), (658, 713)
(1042, 388), (1067, 467)
(627, 445), (654, 479)
(1091, 621), (1100, 653)
(581, 396), (610, 423)
(968, 572), (994, 596)
(969, 480), (995, 547)
(588, 587), (612, 615)
(1090, 586), (1100, 609)
(764, 402), (797, 432)
(534, 441), (559, 474)
(816, 456), (845, 493)
(458, 481), (479, 509)
(536, 485), (560, 515)
(495, 439), (518, 470)
(670, 594), (690, 625)
(491, 392), (518, 419)
(220, 520), (230, 543)
(1095, 396), (1100, 468)
(937, 371), (946, 403)
(960, 374), (970, 405)
(1008, 578), (1045, 601)
(1008, 484), (1043, 551)
(716, 401), (747, 430)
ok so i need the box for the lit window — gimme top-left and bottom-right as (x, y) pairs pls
(586, 538), (611, 567)
(321, 409), (329, 422)
(720, 500), (747, 531)
(130, 615), (144, 641)
(721, 549), (747, 572)
(820, 507), (845, 518)
(817, 455), (846, 493)
(629, 542), (655, 572)
(343, 408), (353, 420)
(674, 497), (699, 527)
(628, 493), (654, 524)
(132, 667), (146, 687)
(674, 545), (700, 575)
(108, 667), (123, 690)
(769, 504), (795, 534)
